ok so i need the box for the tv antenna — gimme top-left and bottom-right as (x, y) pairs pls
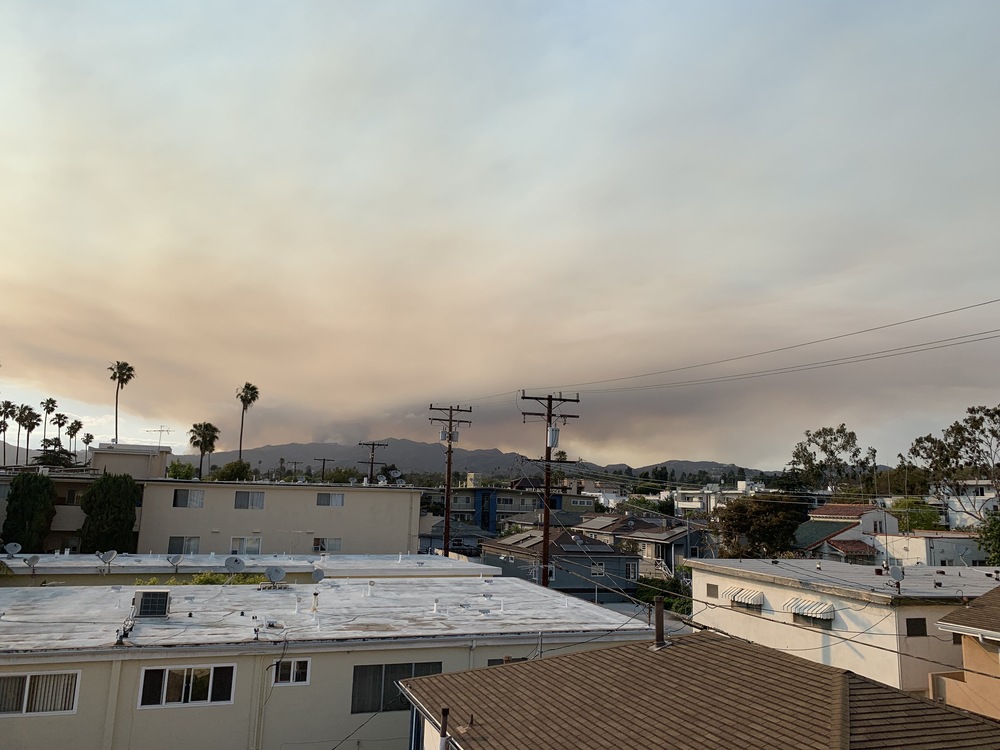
(145, 425), (173, 448)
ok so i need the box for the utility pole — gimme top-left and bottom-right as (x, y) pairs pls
(521, 391), (579, 587)
(429, 404), (472, 557)
(358, 441), (388, 483)
(314, 457), (337, 481)
(288, 460), (302, 480)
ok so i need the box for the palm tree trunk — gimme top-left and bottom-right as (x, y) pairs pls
(239, 409), (246, 462)
(15, 423), (21, 465)
(199, 449), (205, 479)
(114, 385), (120, 443)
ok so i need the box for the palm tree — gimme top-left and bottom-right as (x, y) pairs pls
(40, 398), (57, 444)
(14, 404), (30, 464)
(81, 433), (94, 465)
(66, 420), (83, 461)
(189, 422), (220, 478)
(51, 412), (68, 443)
(108, 361), (136, 444)
(0, 400), (16, 465)
(22, 407), (41, 463)
(236, 382), (260, 462)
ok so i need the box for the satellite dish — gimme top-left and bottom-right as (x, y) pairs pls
(349, 478), (357, 486)
(376, 474), (387, 483)
(100, 550), (118, 564)
(395, 480), (405, 487)
(167, 554), (183, 567)
(265, 566), (286, 583)
(889, 565), (905, 582)
(24, 555), (40, 568)
(311, 569), (325, 583)
(390, 470), (402, 479)
(4, 542), (21, 558)
(225, 556), (246, 574)
(627, 520), (635, 528)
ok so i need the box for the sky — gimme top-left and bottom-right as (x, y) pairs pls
(2, 1), (1000, 471)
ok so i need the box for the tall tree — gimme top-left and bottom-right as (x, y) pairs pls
(81, 433), (94, 464)
(40, 397), (57, 444)
(80, 473), (140, 553)
(236, 382), (260, 461)
(0, 400), (15, 465)
(107, 360), (136, 444)
(710, 495), (806, 558)
(787, 424), (875, 495)
(66, 419), (83, 460)
(14, 404), (29, 464)
(0, 472), (56, 552)
(50, 412), (68, 442)
(21, 407), (41, 463)
(189, 422), (221, 478)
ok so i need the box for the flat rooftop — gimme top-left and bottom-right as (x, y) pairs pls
(0, 577), (651, 653)
(0, 552), (500, 578)
(687, 558), (1000, 603)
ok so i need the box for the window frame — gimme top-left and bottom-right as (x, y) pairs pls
(350, 662), (442, 714)
(906, 617), (928, 637)
(234, 491), (264, 510)
(167, 536), (200, 555)
(312, 537), (342, 553)
(272, 659), (310, 686)
(0, 671), (80, 717)
(316, 492), (345, 507)
(137, 665), (236, 709)
(230, 536), (262, 555)
(625, 561), (639, 581)
(591, 562), (606, 577)
(172, 489), (205, 509)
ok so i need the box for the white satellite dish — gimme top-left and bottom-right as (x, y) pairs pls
(395, 479), (405, 487)
(376, 474), (387, 483)
(167, 554), (183, 567)
(311, 569), (325, 583)
(349, 478), (357, 486)
(99, 550), (118, 564)
(24, 555), (40, 568)
(4, 542), (22, 558)
(390, 470), (402, 479)
(889, 565), (905, 582)
(265, 566), (286, 583)
(225, 556), (246, 574)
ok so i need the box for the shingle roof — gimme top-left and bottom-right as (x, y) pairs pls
(810, 504), (876, 519)
(938, 584), (1000, 636)
(827, 539), (878, 556)
(399, 631), (1000, 750)
(794, 520), (857, 550)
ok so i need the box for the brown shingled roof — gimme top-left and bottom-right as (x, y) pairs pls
(938, 583), (1000, 636)
(828, 539), (878, 556)
(400, 631), (1000, 750)
(810, 504), (877, 519)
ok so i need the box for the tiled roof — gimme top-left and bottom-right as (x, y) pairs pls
(810, 504), (876, 519)
(794, 520), (857, 550)
(938, 584), (1000, 636)
(399, 631), (1000, 750)
(827, 539), (878, 556)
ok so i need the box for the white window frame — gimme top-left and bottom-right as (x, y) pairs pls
(231, 537), (261, 555)
(0, 671), (80, 716)
(591, 562), (606, 577)
(137, 665), (236, 709)
(234, 491), (264, 510)
(313, 537), (342, 553)
(172, 489), (204, 509)
(272, 658), (310, 686)
(625, 561), (639, 581)
(167, 536), (200, 555)
(316, 492), (345, 507)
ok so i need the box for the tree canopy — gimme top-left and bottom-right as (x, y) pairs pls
(788, 424), (876, 494)
(80, 473), (140, 554)
(711, 495), (806, 558)
(1, 472), (56, 552)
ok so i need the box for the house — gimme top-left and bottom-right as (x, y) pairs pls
(399, 627), (1000, 750)
(0, 577), (651, 750)
(569, 514), (665, 546)
(793, 504), (898, 563)
(136, 479), (422, 556)
(687, 557), (1000, 695)
(929, 479), (999, 529)
(870, 530), (987, 568)
(429, 485), (588, 534)
(497, 509), (587, 535)
(618, 521), (709, 576)
(0, 552), (500, 587)
(931, 581), (1000, 719)
(479, 529), (641, 603)
(418, 517), (495, 555)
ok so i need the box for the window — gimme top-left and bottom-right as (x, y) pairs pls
(625, 562), (639, 581)
(731, 601), (763, 615)
(168, 536), (200, 555)
(591, 562), (605, 577)
(0, 672), (78, 715)
(316, 492), (345, 507)
(351, 662), (441, 713)
(313, 537), (342, 553)
(66, 489), (79, 506)
(706, 583), (719, 599)
(906, 617), (928, 637)
(571, 499), (591, 507)
(497, 497), (513, 506)
(793, 613), (833, 630)
(231, 537), (261, 555)
(234, 491), (264, 510)
(273, 659), (309, 686)
(139, 666), (234, 707)
(173, 489), (204, 509)
(953, 632), (963, 645)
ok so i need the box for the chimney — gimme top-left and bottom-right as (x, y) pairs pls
(653, 595), (665, 648)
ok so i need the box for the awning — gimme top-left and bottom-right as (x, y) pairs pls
(784, 597), (835, 620)
(721, 586), (764, 606)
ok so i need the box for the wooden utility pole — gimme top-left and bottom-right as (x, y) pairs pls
(358, 441), (388, 483)
(314, 456), (337, 481)
(429, 405), (472, 556)
(520, 391), (579, 587)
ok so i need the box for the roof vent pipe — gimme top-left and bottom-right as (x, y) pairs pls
(439, 706), (451, 750)
(653, 595), (665, 648)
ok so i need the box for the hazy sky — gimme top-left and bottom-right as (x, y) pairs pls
(2, 1), (999, 471)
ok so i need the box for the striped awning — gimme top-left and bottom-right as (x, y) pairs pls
(784, 597), (835, 620)
(721, 586), (764, 606)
